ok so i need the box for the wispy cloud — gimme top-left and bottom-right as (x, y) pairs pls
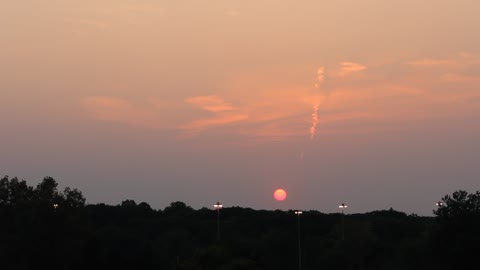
(333, 62), (368, 77)
(81, 55), (480, 143)
(82, 96), (165, 129)
(180, 70), (380, 141)
(186, 95), (238, 112)
(179, 113), (249, 133)
(406, 59), (454, 67)
(181, 86), (314, 140)
(407, 52), (480, 68)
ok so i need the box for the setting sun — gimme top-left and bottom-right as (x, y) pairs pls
(274, 189), (287, 201)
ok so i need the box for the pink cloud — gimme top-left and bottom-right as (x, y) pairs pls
(407, 52), (480, 68)
(406, 59), (454, 67)
(186, 95), (238, 112)
(332, 62), (368, 77)
(179, 113), (249, 132)
(82, 96), (164, 129)
(83, 54), (480, 143)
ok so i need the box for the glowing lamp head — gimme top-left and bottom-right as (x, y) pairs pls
(339, 203), (348, 209)
(214, 202), (223, 209)
(274, 189), (287, 201)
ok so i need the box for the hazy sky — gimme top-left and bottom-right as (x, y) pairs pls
(1, 0), (479, 215)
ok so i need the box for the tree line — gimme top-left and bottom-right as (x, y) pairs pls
(0, 175), (479, 270)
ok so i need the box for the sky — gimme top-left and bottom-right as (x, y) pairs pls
(1, 0), (480, 215)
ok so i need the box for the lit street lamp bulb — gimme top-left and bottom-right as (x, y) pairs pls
(214, 202), (223, 209)
(294, 210), (303, 215)
(339, 203), (348, 209)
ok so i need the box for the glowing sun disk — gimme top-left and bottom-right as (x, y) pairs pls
(274, 189), (287, 201)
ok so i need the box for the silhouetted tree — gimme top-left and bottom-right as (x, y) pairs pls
(0, 176), (34, 206)
(434, 190), (480, 220)
(138, 202), (152, 211)
(63, 187), (86, 208)
(164, 201), (194, 215)
(430, 190), (480, 270)
(35, 176), (62, 205)
(0, 176), (9, 205)
(121, 199), (138, 208)
(3, 175), (480, 270)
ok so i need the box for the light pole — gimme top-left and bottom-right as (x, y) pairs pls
(339, 203), (348, 241)
(53, 203), (59, 212)
(294, 210), (303, 270)
(435, 201), (445, 215)
(214, 202), (223, 241)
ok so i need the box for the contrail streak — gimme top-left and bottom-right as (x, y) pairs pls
(309, 104), (320, 140)
(309, 67), (325, 140)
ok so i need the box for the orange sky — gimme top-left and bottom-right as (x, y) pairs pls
(1, 0), (479, 215)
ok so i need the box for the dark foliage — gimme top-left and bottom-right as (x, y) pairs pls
(0, 175), (479, 270)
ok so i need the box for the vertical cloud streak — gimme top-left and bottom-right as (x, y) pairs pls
(309, 67), (325, 140)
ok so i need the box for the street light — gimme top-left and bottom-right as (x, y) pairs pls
(294, 210), (303, 270)
(435, 201), (445, 215)
(339, 203), (348, 240)
(53, 203), (59, 211)
(214, 202), (223, 241)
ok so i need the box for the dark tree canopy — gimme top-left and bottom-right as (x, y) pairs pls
(431, 190), (480, 270)
(63, 187), (86, 208)
(0, 175), (85, 208)
(434, 190), (480, 219)
(0, 176), (34, 206)
(164, 201), (194, 215)
(0, 175), (479, 270)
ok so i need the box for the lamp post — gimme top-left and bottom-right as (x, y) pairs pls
(53, 203), (59, 212)
(339, 203), (348, 241)
(435, 201), (445, 215)
(214, 202), (223, 241)
(294, 210), (303, 270)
